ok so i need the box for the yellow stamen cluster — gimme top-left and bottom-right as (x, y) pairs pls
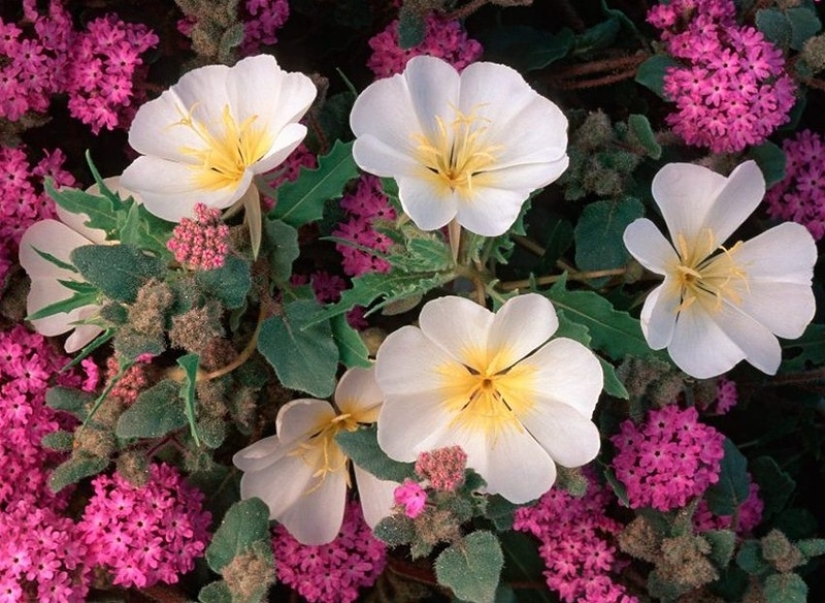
(413, 105), (502, 198)
(289, 411), (360, 495)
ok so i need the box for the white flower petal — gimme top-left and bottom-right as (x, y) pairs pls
(27, 280), (86, 336)
(418, 296), (493, 368)
(64, 322), (104, 353)
(19, 220), (93, 277)
(276, 398), (336, 449)
(639, 281), (680, 350)
(377, 391), (455, 462)
(127, 89), (208, 163)
(484, 157), (570, 193)
(455, 185), (530, 237)
(404, 55), (461, 138)
(335, 366), (383, 421)
(703, 160), (765, 245)
(520, 399), (601, 468)
(737, 222), (817, 285)
(623, 218), (679, 275)
(353, 466), (397, 529)
(668, 304), (746, 378)
(709, 299), (783, 375)
(653, 162), (726, 246)
(168, 64), (232, 138)
(487, 293), (558, 373)
(736, 282), (815, 340)
(232, 434), (286, 473)
(252, 123), (308, 174)
(352, 136), (423, 179)
(396, 175), (459, 231)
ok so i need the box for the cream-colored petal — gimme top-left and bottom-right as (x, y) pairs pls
(487, 293), (557, 374)
(707, 298), (783, 375)
(396, 175), (459, 232)
(483, 157), (569, 193)
(232, 434), (286, 473)
(167, 63), (232, 140)
(417, 296), (493, 369)
(376, 325), (461, 395)
(252, 123), (308, 174)
(403, 56), (461, 140)
(735, 281), (814, 340)
(519, 399), (601, 468)
(27, 280), (84, 336)
(668, 304), (746, 378)
(454, 185), (531, 237)
(736, 222), (817, 285)
(64, 322), (104, 354)
(353, 466), (397, 529)
(515, 337), (603, 418)
(334, 366), (383, 420)
(276, 398), (336, 449)
(19, 220), (93, 277)
(639, 281), (680, 350)
(702, 161), (765, 246)
(352, 136), (423, 179)
(376, 390), (455, 462)
(623, 219), (678, 275)
(127, 88), (208, 163)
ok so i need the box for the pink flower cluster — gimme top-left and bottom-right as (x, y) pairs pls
(694, 477), (763, 534)
(0, 0), (158, 133)
(0, 145), (73, 292)
(241, 0), (290, 56)
(611, 405), (725, 511)
(0, 499), (90, 603)
(649, 0), (796, 153)
(272, 501), (387, 603)
(715, 377), (738, 415)
(765, 130), (825, 240)
(167, 203), (230, 270)
(104, 354), (151, 405)
(414, 445), (467, 492)
(367, 12), (483, 79)
(394, 480), (427, 518)
(77, 463), (211, 589)
(514, 481), (637, 603)
(332, 175), (395, 277)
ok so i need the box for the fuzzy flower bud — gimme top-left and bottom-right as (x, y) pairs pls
(167, 203), (230, 270)
(394, 480), (427, 519)
(414, 446), (467, 492)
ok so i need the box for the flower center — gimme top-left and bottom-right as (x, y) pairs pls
(172, 104), (274, 192)
(412, 105), (502, 198)
(289, 412), (359, 495)
(673, 229), (748, 312)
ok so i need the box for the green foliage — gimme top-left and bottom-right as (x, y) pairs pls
(397, 4), (426, 49)
(373, 514), (416, 546)
(335, 424), (416, 482)
(781, 323), (825, 371)
(635, 55), (681, 99)
(263, 218), (299, 284)
(751, 456), (795, 520)
(749, 141), (787, 188)
(705, 438), (750, 516)
(25, 284), (99, 322)
(599, 357), (629, 399)
(116, 380), (187, 439)
(757, 8), (793, 48)
(434, 531), (503, 603)
(269, 140), (358, 228)
(198, 581), (233, 603)
(331, 314), (371, 368)
(40, 430), (76, 452)
(787, 8), (822, 51)
(206, 498), (272, 573)
(45, 386), (94, 421)
(797, 538), (825, 559)
(478, 25), (574, 72)
(574, 197), (644, 277)
(626, 114), (662, 159)
(49, 456), (109, 493)
(704, 530), (737, 568)
(195, 256), (252, 310)
(178, 353), (202, 446)
(573, 17), (619, 56)
(45, 180), (123, 240)
(764, 572), (808, 603)
(257, 299), (338, 397)
(484, 495), (519, 531)
(71, 244), (165, 303)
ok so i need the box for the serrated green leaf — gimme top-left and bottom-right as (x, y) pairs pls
(574, 197), (644, 277)
(601, 464), (630, 507)
(748, 141), (786, 188)
(199, 581), (233, 603)
(546, 276), (654, 361)
(116, 380), (187, 439)
(787, 7), (821, 50)
(554, 308), (592, 346)
(45, 180), (121, 239)
(258, 299), (338, 397)
(635, 54), (681, 99)
(389, 237), (453, 273)
(195, 255), (252, 310)
(627, 114), (662, 159)
(336, 424), (415, 482)
(206, 498), (272, 573)
(26, 289), (100, 321)
(264, 218), (299, 284)
(704, 530), (737, 567)
(751, 456), (795, 520)
(705, 438), (750, 516)
(479, 25), (574, 72)
(49, 456), (109, 493)
(764, 572), (807, 603)
(178, 353), (201, 446)
(61, 328), (116, 372)
(756, 8), (792, 48)
(120, 202), (175, 260)
(781, 323), (825, 371)
(599, 357), (629, 399)
(331, 314), (371, 368)
(71, 244), (164, 303)
(46, 386), (95, 420)
(269, 140), (358, 228)
(435, 531), (503, 603)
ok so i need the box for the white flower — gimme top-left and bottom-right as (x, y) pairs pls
(232, 367), (396, 545)
(623, 160), (817, 379)
(350, 56), (569, 237)
(374, 294), (603, 504)
(19, 215), (107, 354)
(121, 54), (316, 255)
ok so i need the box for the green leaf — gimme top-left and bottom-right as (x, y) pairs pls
(335, 424), (415, 482)
(46, 386), (95, 421)
(554, 308), (591, 346)
(206, 498), (272, 573)
(484, 495), (519, 531)
(26, 289), (100, 321)
(764, 572), (808, 603)
(704, 530), (737, 568)
(635, 54), (681, 99)
(373, 515), (416, 546)
(627, 114), (662, 159)
(199, 581), (233, 603)
(331, 314), (371, 368)
(71, 244), (165, 303)
(264, 218), (299, 284)
(781, 323), (825, 371)
(599, 357), (629, 399)
(756, 8), (792, 48)
(546, 276), (654, 361)
(116, 380), (187, 439)
(41, 430), (75, 452)
(797, 538), (825, 559)
(45, 180), (121, 239)
(195, 255), (252, 310)
(705, 438), (750, 516)
(748, 141), (786, 188)
(574, 197), (644, 277)
(269, 140), (358, 228)
(257, 299), (338, 397)
(177, 353), (201, 446)
(49, 456), (109, 493)
(479, 25), (574, 72)
(398, 4), (426, 48)
(736, 540), (770, 575)
(787, 7), (821, 51)
(573, 17), (619, 55)
(120, 202), (175, 260)
(750, 456), (795, 520)
(388, 236), (453, 273)
(435, 531), (504, 603)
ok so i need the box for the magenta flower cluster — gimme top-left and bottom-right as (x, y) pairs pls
(272, 501), (387, 603)
(167, 203), (230, 270)
(0, 0), (158, 133)
(611, 405), (726, 511)
(241, 0), (290, 56)
(649, 0), (795, 153)
(77, 463), (211, 589)
(393, 480), (427, 519)
(514, 481), (637, 603)
(0, 145), (73, 292)
(414, 445), (467, 492)
(765, 130), (825, 240)
(332, 175), (396, 277)
(367, 12), (483, 79)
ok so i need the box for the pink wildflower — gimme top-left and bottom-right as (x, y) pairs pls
(167, 203), (230, 270)
(715, 378), (738, 415)
(241, 0), (290, 55)
(414, 446), (467, 491)
(393, 480), (427, 518)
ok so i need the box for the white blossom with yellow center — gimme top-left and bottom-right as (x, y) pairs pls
(121, 55), (316, 254)
(374, 294), (603, 504)
(350, 56), (569, 237)
(623, 160), (817, 378)
(232, 367), (396, 545)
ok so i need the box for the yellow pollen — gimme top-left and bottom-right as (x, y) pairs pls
(672, 229), (748, 313)
(288, 411), (360, 495)
(171, 104), (274, 192)
(412, 105), (502, 198)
